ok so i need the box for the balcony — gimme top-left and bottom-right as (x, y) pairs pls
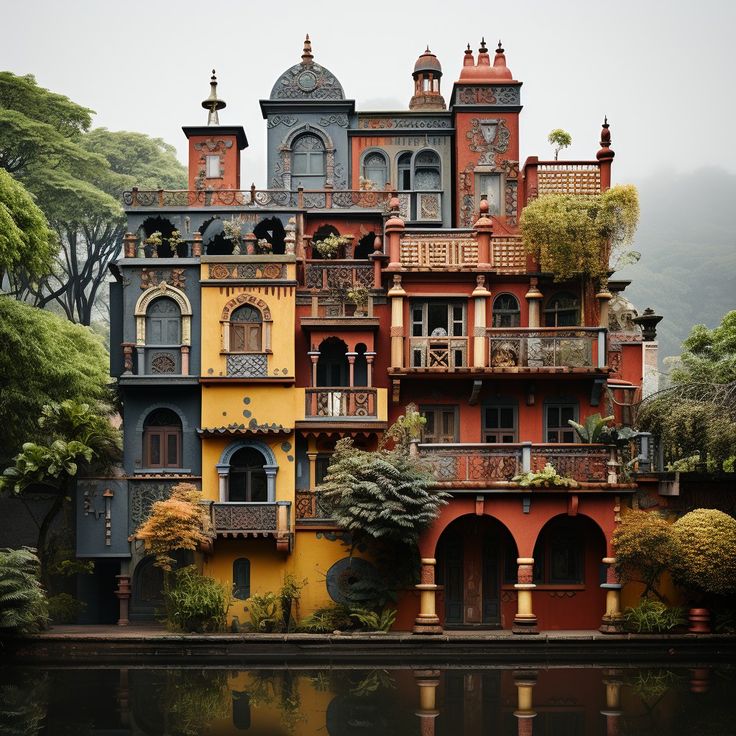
(295, 490), (333, 522)
(304, 388), (378, 418)
(531, 161), (602, 197)
(396, 191), (443, 223)
(488, 328), (607, 371)
(409, 337), (468, 370)
(418, 443), (617, 487)
(211, 501), (291, 550)
(304, 260), (374, 291)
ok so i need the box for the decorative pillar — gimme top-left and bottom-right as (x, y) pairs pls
(308, 350), (320, 386)
(388, 275), (406, 369)
(306, 450), (318, 490)
(525, 278), (543, 328)
(513, 671), (537, 736)
(115, 574), (132, 626)
(122, 343), (135, 375)
(346, 352), (357, 387)
(216, 464), (229, 502)
(264, 465), (278, 502)
(597, 117), (615, 192)
(370, 235), (384, 288)
(513, 558), (538, 634)
(181, 345), (190, 376)
(600, 557), (624, 633)
(284, 217), (296, 255)
(601, 669), (623, 736)
(596, 279), (613, 328)
(473, 197), (493, 269)
(365, 351), (376, 387)
(414, 670), (441, 736)
(192, 231), (202, 257)
(472, 275), (491, 368)
(385, 196), (405, 271)
(413, 558), (442, 634)
(136, 346), (145, 376)
(123, 232), (137, 258)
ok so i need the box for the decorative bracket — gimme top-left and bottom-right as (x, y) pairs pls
(469, 379), (483, 406)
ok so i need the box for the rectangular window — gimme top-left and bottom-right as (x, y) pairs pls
(205, 155), (221, 178)
(145, 429), (181, 468)
(546, 404), (577, 443)
(483, 404), (517, 443)
(411, 302), (466, 337)
(315, 455), (331, 487)
(230, 324), (261, 352)
(420, 405), (458, 443)
(478, 174), (502, 215)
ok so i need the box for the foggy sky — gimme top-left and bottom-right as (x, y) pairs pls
(4, 0), (735, 187)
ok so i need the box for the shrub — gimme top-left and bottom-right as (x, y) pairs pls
(0, 547), (49, 634)
(513, 463), (578, 488)
(247, 591), (283, 632)
(350, 607), (397, 632)
(164, 565), (231, 632)
(47, 592), (86, 624)
(312, 233), (348, 259)
(613, 510), (678, 600)
(623, 599), (685, 633)
(671, 509), (736, 597)
(297, 603), (357, 633)
(279, 573), (307, 631)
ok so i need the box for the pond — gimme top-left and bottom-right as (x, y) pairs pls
(0, 664), (733, 735)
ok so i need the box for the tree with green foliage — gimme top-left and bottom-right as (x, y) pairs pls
(317, 413), (449, 547)
(520, 184), (640, 281)
(0, 298), (111, 464)
(0, 168), (54, 285)
(0, 547), (49, 634)
(0, 400), (121, 578)
(637, 311), (736, 470)
(671, 508), (736, 599)
(547, 128), (572, 160)
(613, 510), (679, 601)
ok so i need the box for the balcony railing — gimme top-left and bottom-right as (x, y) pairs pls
(295, 490), (333, 521)
(305, 388), (377, 418)
(122, 187), (393, 210)
(534, 162), (602, 196)
(410, 337), (468, 369)
(211, 502), (279, 533)
(418, 443), (613, 485)
(488, 328), (606, 369)
(304, 260), (374, 291)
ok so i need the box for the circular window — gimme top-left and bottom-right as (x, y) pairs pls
(325, 557), (382, 606)
(297, 71), (317, 92)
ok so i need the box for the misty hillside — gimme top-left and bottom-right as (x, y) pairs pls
(616, 167), (736, 367)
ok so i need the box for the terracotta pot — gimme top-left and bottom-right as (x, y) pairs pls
(688, 607), (711, 634)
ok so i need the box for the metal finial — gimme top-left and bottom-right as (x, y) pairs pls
(480, 37), (487, 52)
(202, 69), (226, 125)
(302, 33), (313, 62)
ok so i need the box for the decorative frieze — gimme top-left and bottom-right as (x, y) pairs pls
(227, 353), (268, 377)
(207, 263), (286, 280)
(357, 117), (452, 130)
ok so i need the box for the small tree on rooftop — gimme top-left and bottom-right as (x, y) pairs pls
(547, 128), (572, 160)
(520, 184), (640, 281)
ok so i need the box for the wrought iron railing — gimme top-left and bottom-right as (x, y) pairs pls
(304, 261), (374, 291)
(410, 337), (468, 369)
(489, 328), (604, 369)
(418, 442), (614, 485)
(211, 502), (279, 533)
(304, 388), (377, 418)
(295, 490), (333, 520)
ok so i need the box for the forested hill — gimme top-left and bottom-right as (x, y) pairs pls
(617, 167), (736, 367)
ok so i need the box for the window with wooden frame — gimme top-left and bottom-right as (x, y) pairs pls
(229, 305), (262, 353)
(483, 403), (517, 443)
(545, 402), (578, 443)
(411, 301), (465, 337)
(420, 405), (459, 443)
(492, 293), (521, 328)
(233, 558), (251, 600)
(143, 408), (182, 468)
(362, 151), (388, 189)
(315, 455), (332, 486)
(532, 518), (584, 584)
(229, 447), (267, 502)
(543, 292), (580, 327)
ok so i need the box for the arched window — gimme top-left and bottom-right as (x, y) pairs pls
(229, 305), (262, 353)
(146, 297), (181, 346)
(397, 152), (412, 191)
(317, 337), (349, 387)
(143, 408), (182, 469)
(292, 133), (325, 188)
(544, 293), (580, 327)
(492, 294), (521, 328)
(532, 517), (585, 584)
(413, 150), (441, 190)
(233, 558), (251, 600)
(354, 343), (368, 387)
(362, 151), (388, 189)
(229, 448), (267, 502)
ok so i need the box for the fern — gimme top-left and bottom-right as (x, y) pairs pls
(0, 547), (49, 634)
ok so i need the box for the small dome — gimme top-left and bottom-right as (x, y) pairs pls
(458, 39), (514, 82)
(413, 47), (442, 76)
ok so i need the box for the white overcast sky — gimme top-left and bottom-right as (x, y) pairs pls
(4, 0), (735, 186)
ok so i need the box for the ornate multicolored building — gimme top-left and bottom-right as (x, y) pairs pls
(77, 36), (661, 632)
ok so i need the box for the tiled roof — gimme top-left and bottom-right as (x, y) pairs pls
(197, 422), (292, 437)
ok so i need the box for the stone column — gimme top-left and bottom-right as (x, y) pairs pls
(123, 232), (137, 258)
(600, 557), (624, 633)
(513, 671), (537, 736)
(413, 558), (442, 635)
(414, 670), (441, 736)
(385, 196), (405, 271)
(181, 345), (190, 376)
(192, 231), (202, 257)
(525, 279), (543, 328)
(365, 352), (376, 387)
(346, 352), (357, 387)
(472, 275), (490, 368)
(513, 558), (538, 634)
(601, 669), (623, 736)
(473, 197), (493, 269)
(122, 343), (135, 375)
(264, 465), (278, 502)
(596, 280), (613, 328)
(216, 464), (229, 503)
(306, 451), (318, 490)
(388, 275), (406, 369)
(115, 574), (132, 626)
(308, 350), (320, 386)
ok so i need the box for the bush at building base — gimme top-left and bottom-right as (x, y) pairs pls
(0, 547), (49, 634)
(164, 565), (231, 633)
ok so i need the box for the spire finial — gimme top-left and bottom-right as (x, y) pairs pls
(302, 33), (313, 63)
(426, 45), (431, 53)
(479, 37), (487, 52)
(597, 116), (615, 160)
(497, 39), (504, 53)
(201, 69), (226, 126)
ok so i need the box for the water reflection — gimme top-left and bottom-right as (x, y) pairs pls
(0, 664), (732, 735)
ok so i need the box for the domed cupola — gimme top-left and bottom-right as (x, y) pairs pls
(269, 35), (345, 101)
(410, 47), (446, 110)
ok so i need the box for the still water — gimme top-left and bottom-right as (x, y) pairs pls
(0, 665), (734, 735)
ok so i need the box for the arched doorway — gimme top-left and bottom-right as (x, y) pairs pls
(436, 515), (517, 628)
(316, 337), (349, 387)
(200, 217), (231, 256)
(141, 216), (181, 257)
(253, 216), (286, 254)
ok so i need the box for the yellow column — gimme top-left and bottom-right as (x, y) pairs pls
(596, 279), (613, 328)
(601, 669), (623, 736)
(600, 557), (624, 633)
(388, 275), (406, 370)
(513, 558), (539, 634)
(525, 279), (543, 328)
(414, 670), (440, 736)
(513, 672), (537, 736)
(413, 558), (442, 635)
(472, 275), (490, 368)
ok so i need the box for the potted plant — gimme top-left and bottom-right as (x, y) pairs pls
(512, 463), (578, 489)
(168, 229), (182, 257)
(145, 230), (163, 257)
(223, 219), (243, 254)
(256, 238), (273, 255)
(346, 285), (370, 316)
(312, 233), (348, 259)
